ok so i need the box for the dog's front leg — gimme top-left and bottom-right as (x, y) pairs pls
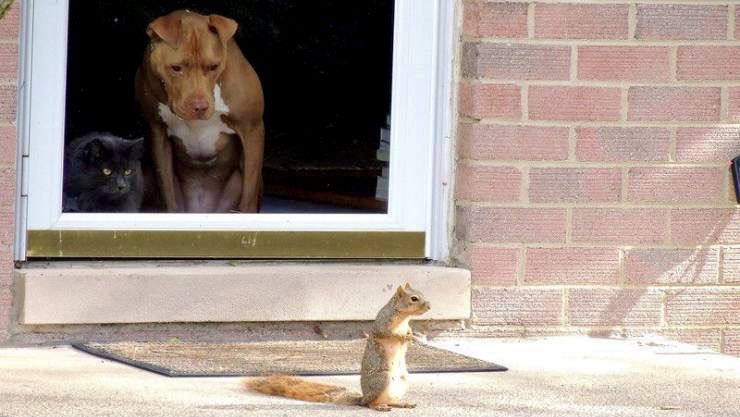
(224, 116), (264, 213)
(149, 124), (182, 212)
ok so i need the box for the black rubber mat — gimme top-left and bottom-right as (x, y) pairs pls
(73, 340), (507, 377)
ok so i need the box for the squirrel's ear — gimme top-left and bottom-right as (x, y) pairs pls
(404, 282), (412, 290)
(395, 285), (407, 297)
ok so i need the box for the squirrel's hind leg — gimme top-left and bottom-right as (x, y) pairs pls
(367, 403), (392, 412)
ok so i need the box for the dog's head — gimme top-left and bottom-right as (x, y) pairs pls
(146, 10), (238, 120)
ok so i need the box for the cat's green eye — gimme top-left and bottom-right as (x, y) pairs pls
(123, 169), (133, 176)
(102, 168), (112, 176)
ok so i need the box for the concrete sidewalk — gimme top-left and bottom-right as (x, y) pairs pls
(1, 336), (739, 417)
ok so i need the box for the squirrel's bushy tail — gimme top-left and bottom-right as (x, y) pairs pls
(244, 375), (362, 405)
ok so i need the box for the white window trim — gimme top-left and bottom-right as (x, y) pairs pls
(16, 0), (456, 260)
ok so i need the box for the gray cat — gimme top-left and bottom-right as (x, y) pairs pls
(63, 132), (145, 213)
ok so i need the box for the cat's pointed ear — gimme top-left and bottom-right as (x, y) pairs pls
(129, 138), (145, 161)
(82, 138), (104, 162)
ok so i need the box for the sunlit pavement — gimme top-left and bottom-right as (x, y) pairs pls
(1, 336), (739, 417)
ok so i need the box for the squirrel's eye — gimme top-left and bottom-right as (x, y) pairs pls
(123, 169), (133, 176)
(410, 296), (419, 302)
(207, 64), (219, 72)
(102, 168), (112, 176)
(170, 64), (183, 73)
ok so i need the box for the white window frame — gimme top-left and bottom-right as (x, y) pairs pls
(15, 0), (455, 260)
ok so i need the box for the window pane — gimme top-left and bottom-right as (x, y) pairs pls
(63, 0), (394, 214)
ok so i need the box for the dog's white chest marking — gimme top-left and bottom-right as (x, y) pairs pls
(158, 85), (235, 160)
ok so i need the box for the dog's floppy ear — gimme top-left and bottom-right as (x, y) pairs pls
(208, 15), (238, 42)
(147, 14), (182, 47)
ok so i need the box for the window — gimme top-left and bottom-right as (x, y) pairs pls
(15, 0), (454, 260)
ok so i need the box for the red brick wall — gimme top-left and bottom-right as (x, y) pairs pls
(457, 1), (740, 355)
(0, 0), (19, 343)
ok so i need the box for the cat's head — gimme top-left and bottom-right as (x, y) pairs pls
(68, 132), (145, 198)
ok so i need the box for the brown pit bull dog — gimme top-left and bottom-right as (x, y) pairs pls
(135, 10), (264, 212)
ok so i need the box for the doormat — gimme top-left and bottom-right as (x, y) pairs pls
(73, 340), (507, 377)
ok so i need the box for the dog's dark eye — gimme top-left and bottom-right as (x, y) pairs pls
(170, 64), (182, 73)
(410, 296), (419, 302)
(207, 64), (219, 72)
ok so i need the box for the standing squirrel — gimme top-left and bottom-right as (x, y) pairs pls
(245, 283), (431, 412)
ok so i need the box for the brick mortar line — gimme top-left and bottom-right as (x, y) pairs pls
(668, 127), (677, 162)
(0, 163), (16, 173)
(450, 0), (464, 221)
(665, 207), (673, 245)
(467, 242), (739, 250)
(516, 247), (526, 287)
(465, 245), (740, 253)
(669, 46), (678, 82)
(723, 164), (732, 205)
(527, 2), (535, 39)
(521, 165), (530, 203)
(521, 84), (529, 121)
(459, 325), (740, 332)
(465, 79), (740, 87)
(465, 115), (521, 123)
(472, 284), (740, 290)
(628, 3), (637, 40)
(617, 248), (626, 285)
(620, 88), (628, 122)
(660, 290), (667, 326)
(565, 207), (572, 243)
(458, 160), (733, 168)
(0, 122), (15, 128)
(468, 117), (735, 125)
(460, 323), (740, 331)
(721, 86), (729, 122)
(570, 46), (578, 81)
(729, 4), (736, 41)
(464, 38), (740, 46)
(0, 80), (17, 86)
(718, 246), (725, 284)
(567, 127), (576, 161)
(0, 39), (19, 44)
(468, 119), (740, 127)
(453, 2), (464, 93)
(449, 329), (732, 346)
(562, 288), (569, 326)
(620, 167), (629, 204)
(466, 0), (736, 4)
(457, 200), (737, 209)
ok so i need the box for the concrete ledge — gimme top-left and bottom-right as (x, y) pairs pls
(17, 262), (470, 324)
